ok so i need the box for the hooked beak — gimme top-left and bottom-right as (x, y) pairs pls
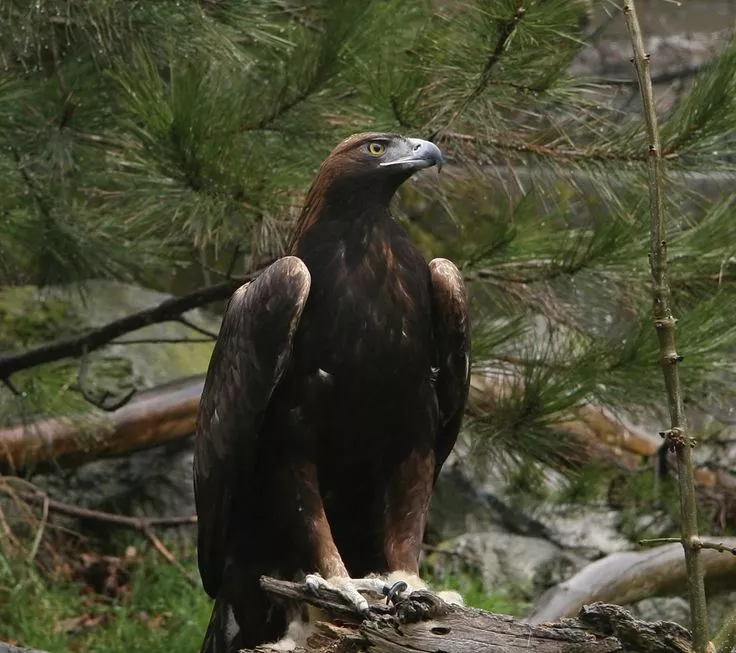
(380, 138), (444, 173)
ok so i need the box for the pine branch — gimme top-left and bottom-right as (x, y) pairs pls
(0, 266), (269, 381)
(622, 3), (709, 652)
(474, 4), (527, 101)
(440, 131), (678, 162)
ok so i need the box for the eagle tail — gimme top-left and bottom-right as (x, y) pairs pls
(199, 566), (287, 653)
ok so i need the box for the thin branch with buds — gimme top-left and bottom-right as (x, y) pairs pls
(622, 2), (709, 651)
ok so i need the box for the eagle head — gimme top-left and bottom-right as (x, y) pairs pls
(326, 132), (443, 179)
(310, 132), (443, 202)
(291, 133), (443, 247)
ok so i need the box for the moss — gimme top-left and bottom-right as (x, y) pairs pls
(423, 562), (531, 617)
(0, 286), (80, 352)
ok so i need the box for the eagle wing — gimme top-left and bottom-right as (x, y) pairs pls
(193, 256), (311, 596)
(429, 258), (471, 476)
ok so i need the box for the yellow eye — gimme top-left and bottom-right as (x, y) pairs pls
(368, 142), (385, 156)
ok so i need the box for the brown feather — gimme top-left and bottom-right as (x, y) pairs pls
(194, 133), (469, 653)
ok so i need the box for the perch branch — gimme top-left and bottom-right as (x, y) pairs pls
(623, 2), (709, 651)
(246, 577), (694, 653)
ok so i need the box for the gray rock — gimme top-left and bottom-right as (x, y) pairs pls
(430, 451), (631, 560)
(34, 437), (195, 520)
(425, 528), (584, 596)
(535, 505), (631, 558)
(628, 597), (691, 627)
(629, 592), (736, 634)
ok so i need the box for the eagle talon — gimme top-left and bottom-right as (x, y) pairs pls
(384, 580), (409, 605)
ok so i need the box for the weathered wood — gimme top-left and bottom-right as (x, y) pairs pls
(247, 577), (693, 653)
(529, 539), (736, 623)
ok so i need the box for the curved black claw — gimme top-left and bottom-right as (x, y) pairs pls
(384, 580), (408, 605)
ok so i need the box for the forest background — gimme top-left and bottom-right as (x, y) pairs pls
(2, 1), (736, 652)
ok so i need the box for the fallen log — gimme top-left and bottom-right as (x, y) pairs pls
(528, 538), (736, 623)
(0, 376), (203, 473)
(1, 372), (667, 475)
(247, 577), (694, 652)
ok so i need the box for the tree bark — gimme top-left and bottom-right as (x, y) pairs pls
(246, 577), (694, 653)
(528, 539), (736, 623)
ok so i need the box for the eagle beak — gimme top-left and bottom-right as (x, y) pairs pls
(380, 138), (444, 173)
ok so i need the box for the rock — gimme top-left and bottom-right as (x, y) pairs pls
(425, 528), (584, 598)
(628, 592), (736, 634)
(535, 505), (631, 558)
(33, 437), (196, 520)
(628, 597), (691, 627)
(570, 31), (728, 81)
(430, 451), (631, 559)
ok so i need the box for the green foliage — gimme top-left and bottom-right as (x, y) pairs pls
(0, 549), (210, 653)
(3, 1), (736, 496)
(427, 568), (532, 617)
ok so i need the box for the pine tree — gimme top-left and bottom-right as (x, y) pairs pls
(2, 0), (736, 500)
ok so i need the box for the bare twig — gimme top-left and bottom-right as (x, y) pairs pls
(0, 266), (268, 381)
(176, 316), (219, 340)
(622, 2), (709, 652)
(599, 63), (709, 87)
(0, 479), (198, 585)
(641, 538), (736, 556)
(27, 493), (49, 564)
(141, 525), (198, 586)
(1, 376), (23, 396)
(226, 244), (241, 279)
(112, 337), (215, 345)
(77, 347), (137, 411)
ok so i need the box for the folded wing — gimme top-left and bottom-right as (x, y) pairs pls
(429, 258), (471, 476)
(193, 256), (311, 596)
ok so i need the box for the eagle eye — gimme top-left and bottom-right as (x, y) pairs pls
(367, 142), (386, 156)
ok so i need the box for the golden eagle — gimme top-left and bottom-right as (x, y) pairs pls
(193, 133), (471, 652)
